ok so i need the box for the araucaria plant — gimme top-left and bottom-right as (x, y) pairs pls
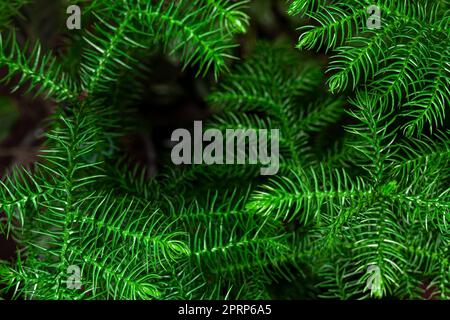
(0, 0), (448, 300)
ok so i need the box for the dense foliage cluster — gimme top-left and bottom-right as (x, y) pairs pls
(0, 0), (448, 299)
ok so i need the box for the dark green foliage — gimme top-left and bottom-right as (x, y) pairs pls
(0, 0), (448, 300)
(0, 0), (29, 29)
(291, 0), (450, 137)
(0, 31), (78, 101)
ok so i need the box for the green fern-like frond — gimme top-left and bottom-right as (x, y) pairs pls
(0, 0), (29, 30)
(0, 0), (448, 301)
(246, 166), (373, 223)
(130, 0), (245, 78)
(80, 12), (147, 96)
(0, 32), (78, 101)
(202, 0), (250, 33)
